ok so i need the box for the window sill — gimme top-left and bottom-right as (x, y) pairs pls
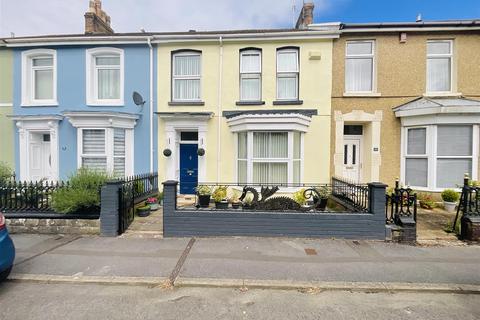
(21, 101), (59, 107)
(343, 92), (381, 97)
(423, 92), (462, 98)
(272, 100), (303, 106)
(168, 101), (205, 106)
(87, 99), (125, 107)
(236, 101), (265, 106)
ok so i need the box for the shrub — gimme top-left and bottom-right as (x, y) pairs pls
(0, 162), (13, 185)
(51, 168), (109, 214)
(441, 189), (460, 203)
(418, 193), (436, 209)
(195, 185), (212, 196)
(293, 189), (307, 205)
(315, 186), (330, 199)
(212, 186), (228, 202)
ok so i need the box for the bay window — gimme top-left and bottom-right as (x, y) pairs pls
(426, 40), (453, 93)
(276, 48), (299, 100)
(240, 49), (262, 101)
(237, 131), (302, 185)
(80, 128), (127, 177)
(345, 40), (375, 93)
(86, 48), (124, 105)
(22, 49), (57, 106)
(403, 125), (476, 190)
(172, 51), (201, 101)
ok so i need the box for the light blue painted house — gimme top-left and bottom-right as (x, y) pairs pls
(7, 1), (157, 181)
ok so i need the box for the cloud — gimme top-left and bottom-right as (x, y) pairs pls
(0, 0), (332, 37)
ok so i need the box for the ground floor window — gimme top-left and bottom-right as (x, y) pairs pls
(80, 127), (127, 177)
(403, 124), (477, 190)
(237, 131), (302, 185)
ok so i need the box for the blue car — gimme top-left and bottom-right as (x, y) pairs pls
(0, 213), (15, 281)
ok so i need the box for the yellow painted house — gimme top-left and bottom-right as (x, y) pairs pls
(155, 25), (340, 193)
(0, 47), (14, 168)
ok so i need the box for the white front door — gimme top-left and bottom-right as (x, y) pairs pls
(28, 132), (52, 181)
(342, 138), (361, 182)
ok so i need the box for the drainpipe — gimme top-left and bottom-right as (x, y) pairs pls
(217, 36), (223, 182)
(147, 36), (154, 174)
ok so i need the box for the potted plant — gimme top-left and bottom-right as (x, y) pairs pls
(314, 186), (330, 211)
(212, 186), (228, 209)
(418, 193), (435, 209)
(146, 197), (159, 211)
(229, 190), (242, 209)
(136, 205), (151, 217)
(195, 185), (212, 208)
(293, 188), (308, 208)
(441, 189), (460, 213)
(242, 196), (253, 210)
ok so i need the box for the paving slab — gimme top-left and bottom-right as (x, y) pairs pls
(11, 235), (189, 278)
(179, 237), (480, 285)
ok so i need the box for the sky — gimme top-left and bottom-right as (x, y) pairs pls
(0, 0), (479, 37)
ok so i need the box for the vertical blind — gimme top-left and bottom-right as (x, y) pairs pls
(345, 41), (374, 92)
(173, 53), (201, 101)
(113, 129), (126, 177)
(277, 49), (299, 100)
(427, 41), (452, 92)
(32, 57), (54, 100)
(96, 56), (120, 100)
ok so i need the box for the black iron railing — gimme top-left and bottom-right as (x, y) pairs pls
(331, 177), (369, 212)
(452, 175), (480, 231)
(0, 180), (68, 213)
(118, 173), (159, 234)
(385, 180), (417, 224)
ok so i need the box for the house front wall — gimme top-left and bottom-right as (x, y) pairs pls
(157, 38), (334, 187)
(12, 44), (154, 180)
(0, 49), (14, 167)
(331, 31), (480, 187)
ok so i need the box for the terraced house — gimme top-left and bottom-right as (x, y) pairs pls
(0, 46), (14, 167)
(323, 19), (480, 191)
(156, 5), (339, 194)
(3, 1), (157, 181)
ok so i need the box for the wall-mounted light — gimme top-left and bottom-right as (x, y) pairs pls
(163, 148), (172, 157)
(197, 148), (205, 156)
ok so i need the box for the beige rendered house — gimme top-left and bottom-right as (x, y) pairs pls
(319, 20), (480, 191)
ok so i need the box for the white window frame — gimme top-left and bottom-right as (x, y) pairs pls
(401, 124), (479, 191)
(236, 131), (303, 185)
(172, 51), (202, 102)
(345, 40), (376, 94)
(21, 49), (58, 106)
(86, 47), (125, 106)
(78, 127), (133, 177)
(276, 48), (299, 101)
(426, 40), (453, 95)
(240, 49), (262, 102)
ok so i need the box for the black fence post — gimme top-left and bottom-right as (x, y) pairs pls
(162, 180), (178, 216)
(100, 180), (123, 237)
(368, 182), (387, 219)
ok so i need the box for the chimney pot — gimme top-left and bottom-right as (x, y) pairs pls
(84, 0), (114, 34)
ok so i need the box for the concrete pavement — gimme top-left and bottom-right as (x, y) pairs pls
(7, 234), (480, 292)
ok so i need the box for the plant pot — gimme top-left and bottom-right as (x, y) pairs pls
(317, 198), (328, 211)
(231, 202), (241, 209)
(215, 201), (229, 210)
(198, 195), (211, 208)
(148, 203), (160, 211)
(136, 206), (151, 217)
(443, 201), (457, 213)
(242, 203), (252, 210)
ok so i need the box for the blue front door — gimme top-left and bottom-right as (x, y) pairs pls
(179, 144), (198, 194)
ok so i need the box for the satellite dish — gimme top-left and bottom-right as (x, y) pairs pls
(132, 91), (146, 107)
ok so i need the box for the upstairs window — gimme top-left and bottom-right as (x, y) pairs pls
(240, 49), (262, 101)
(276, 48), (299, 100)
(172, 51), (201, 101)
(427, 40), (453, 93)
(22, 49), (57, 106)
(345, 40), (375, 93)
(86, 48), (124, 106)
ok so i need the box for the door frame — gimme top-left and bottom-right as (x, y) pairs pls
(13, 116), (61, 181)
(343, 136), (362, 183)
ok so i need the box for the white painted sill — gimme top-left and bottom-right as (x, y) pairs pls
(343, 92), (382, 97)
(21, 100), (59, 107)
(87, 99), (125, 107)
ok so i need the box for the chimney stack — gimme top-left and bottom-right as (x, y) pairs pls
(85, 0), (114, 35)
(295, 2), (315, 29)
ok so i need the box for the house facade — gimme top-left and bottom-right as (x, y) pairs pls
(325, 21), (480, 191)
(155, 26), (339, 194)
(0, 47), (15, 167)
